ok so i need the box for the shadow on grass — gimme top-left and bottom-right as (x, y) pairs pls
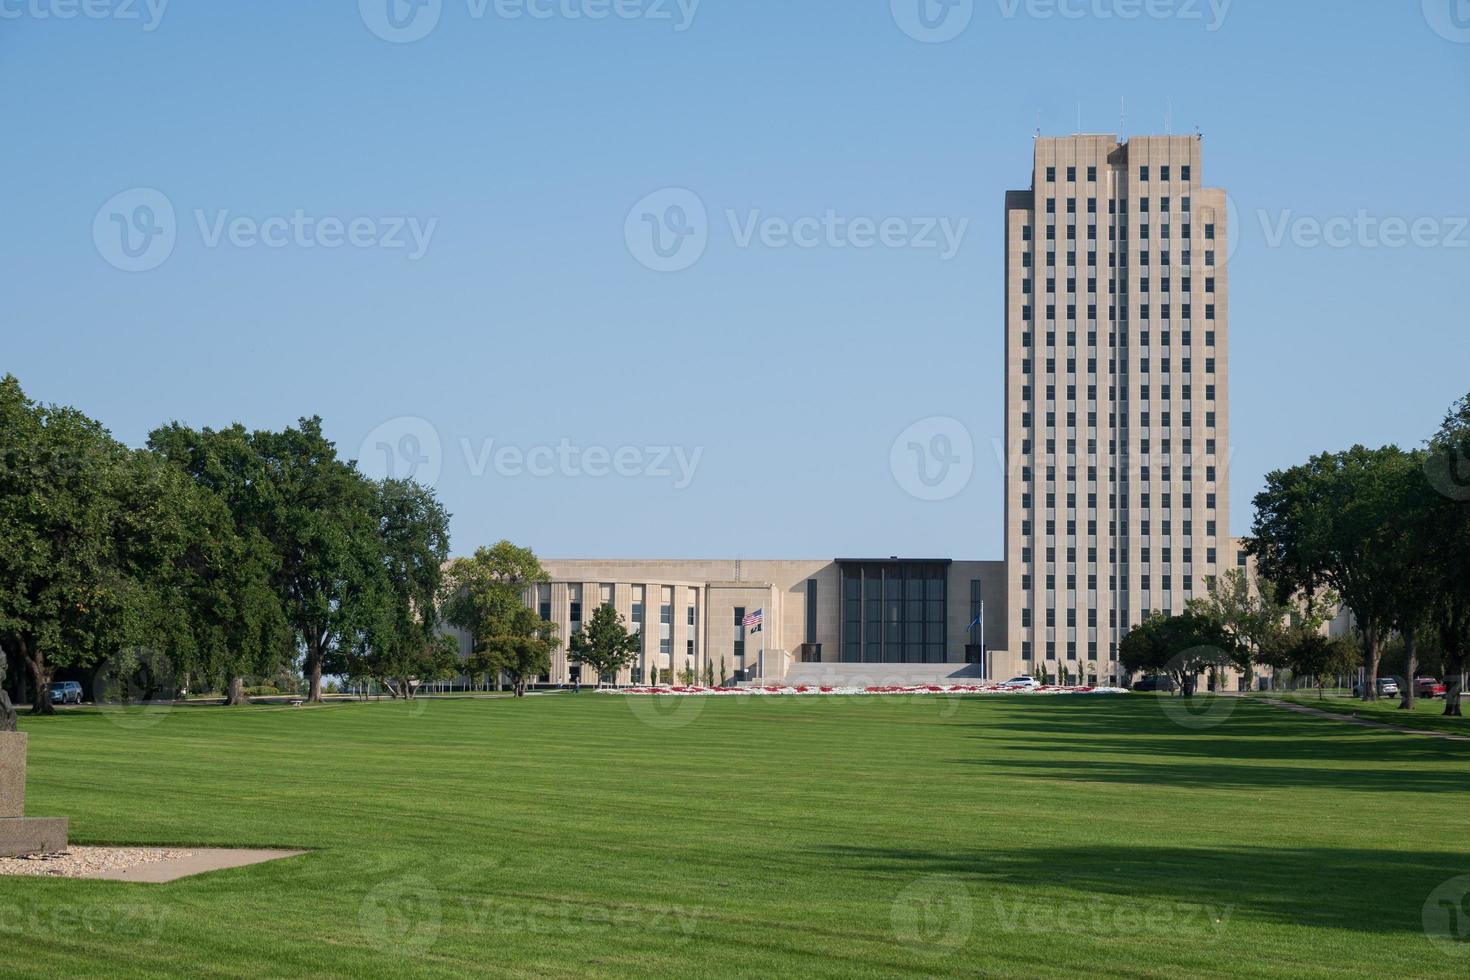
(957, 756), (1468, 794)
(823, 843), (1466, 937)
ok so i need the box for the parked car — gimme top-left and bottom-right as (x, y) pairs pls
(1132, 675), (1178, 693)
(1352, 678), (1400, 697)
(1000, 676), (1041, 690)
(49, 681), (83, 705)
(1414, 677), (1448, 699)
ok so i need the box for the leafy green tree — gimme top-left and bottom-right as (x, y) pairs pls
(569, 604), (640, 688)
(341, 478), (454, 700)
(147, 422), (291, 704)
(441, 542), (553, 698)
(0, 377), (144, 713)
(1119, 610), (1234, 697)
(1275, 629), (1361, 701)
(1424, 392), (1470, 716)
(1187, 567), (1292, 689)
(1250, 446), (1423, 701)
(248, 419), (382, 703)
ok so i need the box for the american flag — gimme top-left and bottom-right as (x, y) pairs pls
(742, 608), (763, 633)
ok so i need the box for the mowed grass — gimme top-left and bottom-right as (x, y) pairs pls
(1274, 693), (1470, 737)
(8, 693), (1470, 978)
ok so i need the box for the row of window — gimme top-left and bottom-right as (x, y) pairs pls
(1046, 197), (1205, 218)
(1019, 490), (1220, 517)
(1044, 164), (1192, 183)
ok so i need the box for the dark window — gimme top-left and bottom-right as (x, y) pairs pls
(805, 579), (818, 646)
(733, 607), (746, 659)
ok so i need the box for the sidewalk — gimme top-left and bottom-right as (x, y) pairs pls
(1261, 698), (1470, 742)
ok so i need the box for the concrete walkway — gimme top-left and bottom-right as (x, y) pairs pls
(81, 848), (308, 883)
(1262, 698), (1470, 743)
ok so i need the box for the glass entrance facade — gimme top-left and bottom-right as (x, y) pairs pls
(838, 561), (949, 663)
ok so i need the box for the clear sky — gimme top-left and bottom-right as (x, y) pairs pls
(3, 0), (1467, 560)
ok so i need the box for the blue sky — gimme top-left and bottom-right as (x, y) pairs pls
(2, 0), (1467, 560)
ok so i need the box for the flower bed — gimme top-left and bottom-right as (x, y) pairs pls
(600, 684), (1126, 697)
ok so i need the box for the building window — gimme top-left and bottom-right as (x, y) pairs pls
(805, 579), (818, 646)
(733, 607), (746, 660)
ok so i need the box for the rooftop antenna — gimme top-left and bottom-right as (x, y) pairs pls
(1076, 101), (1082, 135)
(1034, 109), (1041, 139)
(1165, 97), (1172, 135)
(1119, 96), (1126, 142)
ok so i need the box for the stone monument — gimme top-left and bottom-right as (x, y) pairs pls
(0, 659), (68, 857)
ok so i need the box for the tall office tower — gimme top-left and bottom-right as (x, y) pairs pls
(1004, 135), (1230, 683)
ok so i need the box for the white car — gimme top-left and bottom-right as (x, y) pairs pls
(1000, 676), (1041, 690)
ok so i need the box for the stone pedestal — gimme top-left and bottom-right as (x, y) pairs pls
(0, 732), (69, 857)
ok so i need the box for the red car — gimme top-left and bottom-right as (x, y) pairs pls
(1414, 677), (1448, 699)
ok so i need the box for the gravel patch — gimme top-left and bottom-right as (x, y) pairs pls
(0, 847), (193, 878)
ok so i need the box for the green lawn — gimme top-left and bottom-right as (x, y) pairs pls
(1272, 693), (1470, 737)
(9, 693), (1470, 978)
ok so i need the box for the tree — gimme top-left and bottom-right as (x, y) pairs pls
(441, 542), (553, 698)
(1250, 446), (1422, 701)
(568, 604), (640, 688)
(249, 419), (382, 703)
(1274, 629), (1361, 700)
(1424, 391), (1470, 717)
(474, 607), (556, 698)
(342, 478), (454, 700)
(1187, 567), (1292, 689)
(0, 377), (144, 714)
(1119, 610), (1234, 697)
(147, 423), (291, 704)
